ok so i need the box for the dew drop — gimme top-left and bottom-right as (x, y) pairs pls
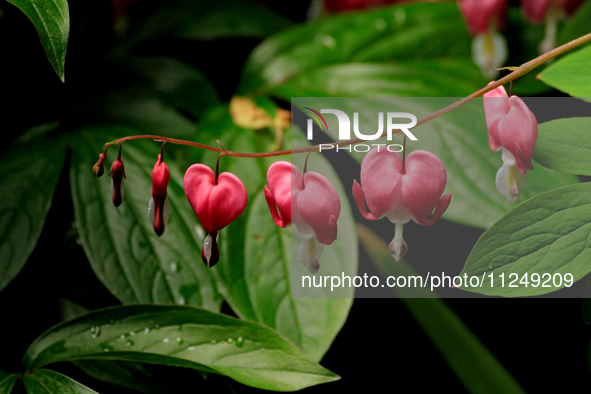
(176, 337), (184, 344)
(188, 346), (196, 351)
(236, 337), (244, 348)
(118, 334), (126, 341)
(315, 33), (336, 48)
(211, 339), (217, 344)
(163, 338), (169, 343)
(227, 338), (234, 343)
(144, 327), (151, 334)
(126, 340), (135, 346)
(129, 331), (136, 336)
(178, 297), (185, 306)
(375, 18), (387, 31)
(170, 262), (178, 272)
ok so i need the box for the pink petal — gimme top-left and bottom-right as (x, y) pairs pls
(357, 148), (402, 220)
(400, 150), (449, 225)
(297, 171), (340, 245)
(184, 164), (248, 233)
(264, 161), (301, 228)
(497, 97), (537, 174)
(483, 83), (509, 152)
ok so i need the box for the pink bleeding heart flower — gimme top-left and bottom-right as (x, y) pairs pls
(353, 148), (451, 261)
(109, 145), (125, 208)
(264, 161), (340, 274)
(521, 0), (584, 53)
(184, 163), (248, 267)
(149, 149), (170, 237)
(484, 82), (538, 202)
(457, 0), (509, 79)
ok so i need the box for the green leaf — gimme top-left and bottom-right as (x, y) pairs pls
(71, 89), (198, 141)
(539, 44), (591, 97)
(533, 117), (591, 175)
(0, 139), (66, 293)
(70, 127), (221, 310)
(243, 189), (355, 362)
(557, 0), (591, 46)
(126, 0), (292, 44)
(293, 97), (578, 229)
(7, 0), (69, 81)
(238, 2), (472, 95)
(72, 360), (167, 394)
(0, 372), (18, 394)
(59, 299), (169, 394)
(270, 60), (486, 98)
(460, 182), (591, 296)
(357, 224), (526, 394)
(23, 370), (97, 394)
(196, 105), (356, 361)
(23, 305), (339, 391)
(125, 57), (220, 120)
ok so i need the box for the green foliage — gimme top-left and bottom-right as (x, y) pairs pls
(0, 139), (66, 293)
(23, 369), (98, 394)
(539, 44), (591, 97)
(238, 2), (474, 96)
(23, 305), (339, 391)
(125, 0), (292, 43)
(7, 0), (69, 81)
(533, 117), (591, 175)
(0, 372), (18, 394)
(461, 183), (591, 296)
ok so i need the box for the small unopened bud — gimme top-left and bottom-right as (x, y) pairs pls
(149, 150), (171, 236)
(93, 150), (108, 178)
(201, 232), (219, 268)
(109, 146), (125, 207)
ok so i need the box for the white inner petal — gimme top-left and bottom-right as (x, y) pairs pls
(298, 237), (324, 274)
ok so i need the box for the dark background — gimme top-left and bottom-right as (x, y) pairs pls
(1, 0), (590, 392)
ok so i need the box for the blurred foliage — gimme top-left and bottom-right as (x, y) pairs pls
(2, 0), (591, 393)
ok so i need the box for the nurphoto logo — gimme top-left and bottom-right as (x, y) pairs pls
(304, 107), (418, 153)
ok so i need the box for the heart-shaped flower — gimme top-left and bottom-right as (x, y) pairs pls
(264, 161), (340, 274)
(184, 163), (247, 267)
(353, 148), (451, 261)
(484, 82), (538, 202)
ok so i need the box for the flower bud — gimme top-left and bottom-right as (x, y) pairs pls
(109, 146), (125, 207)
(184, 163), (248, 267)
(353, 149), (451, 261)
(264, 161), (340, 274)
(149, 152), (170, 237)
(93, 150), (108, 178)
(483, 82), (538, 202)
